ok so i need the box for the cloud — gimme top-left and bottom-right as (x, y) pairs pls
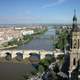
(42, 0), (66, 8)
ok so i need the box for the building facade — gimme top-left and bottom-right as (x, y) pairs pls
(68, 10), (80, 79)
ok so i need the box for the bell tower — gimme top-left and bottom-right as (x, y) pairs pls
(72, 9), (78, 31)
(69, 9), (80, 79)
(73, 9), (77, 26)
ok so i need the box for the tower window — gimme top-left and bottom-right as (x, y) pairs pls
(73, 58), (76, 65)
(78, 39), (80, 48)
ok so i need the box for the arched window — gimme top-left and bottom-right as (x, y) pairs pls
(78, 39), (80, 49)
(73, 58), (76, 65)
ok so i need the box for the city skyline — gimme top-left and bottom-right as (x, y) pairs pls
(0, 0), (80, 24)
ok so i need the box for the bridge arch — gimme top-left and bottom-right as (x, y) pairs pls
(45, 54), (52, 59)
(16, 52), (23, 61)
(29, 53), (40, 64)
(5, 52), (12, 61)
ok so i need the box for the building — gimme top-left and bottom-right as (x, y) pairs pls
(21, 29), (34, 35)
(0, 28), (22, 44)
(0, 27), (35, 44)
(66, 9), (80, 79)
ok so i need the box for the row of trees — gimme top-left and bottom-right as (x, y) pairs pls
(54, 29), (68, 51)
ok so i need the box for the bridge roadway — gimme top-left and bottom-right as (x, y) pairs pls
(0, 49), (53, 59)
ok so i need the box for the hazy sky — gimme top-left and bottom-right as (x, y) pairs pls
(0, 0), (80, 24)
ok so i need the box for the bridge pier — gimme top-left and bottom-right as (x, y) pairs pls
(11, 53), (17, 59)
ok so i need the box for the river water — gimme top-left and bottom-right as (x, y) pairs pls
(0, 26), (56, 80)
(17, 26), (55, 51)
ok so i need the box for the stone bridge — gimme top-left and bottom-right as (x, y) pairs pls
(0, 49), (53, 60)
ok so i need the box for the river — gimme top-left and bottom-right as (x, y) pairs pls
(0, 26), (56, 80)
(17, 26), (55, 51)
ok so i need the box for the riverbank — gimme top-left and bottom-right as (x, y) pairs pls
(0, 27), (48, 50)
(0, 45), (18, 50)
(17, 26), (55, 51)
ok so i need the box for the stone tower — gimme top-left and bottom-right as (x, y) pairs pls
(68, 9), (80, 78)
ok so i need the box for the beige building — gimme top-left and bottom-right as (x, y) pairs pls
(67, 10), (80, 79)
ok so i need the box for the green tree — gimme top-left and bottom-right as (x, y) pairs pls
(53, 64), (59, 73)
(55, 30), (68, 51)
(38, 65), (44, 73)
(8, 38), (17, 46)
(31, 70), (37, 76)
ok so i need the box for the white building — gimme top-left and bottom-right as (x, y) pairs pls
(21, 30), (34, 35)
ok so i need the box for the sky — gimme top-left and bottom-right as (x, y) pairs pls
(0, 0), (80, 24)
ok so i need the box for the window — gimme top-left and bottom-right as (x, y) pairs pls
(78, 39), (79, 48)
(73, 39), (77, 48)
(73, 58), (76, 65)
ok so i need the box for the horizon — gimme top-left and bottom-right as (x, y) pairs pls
(0, 0), (80, 24)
